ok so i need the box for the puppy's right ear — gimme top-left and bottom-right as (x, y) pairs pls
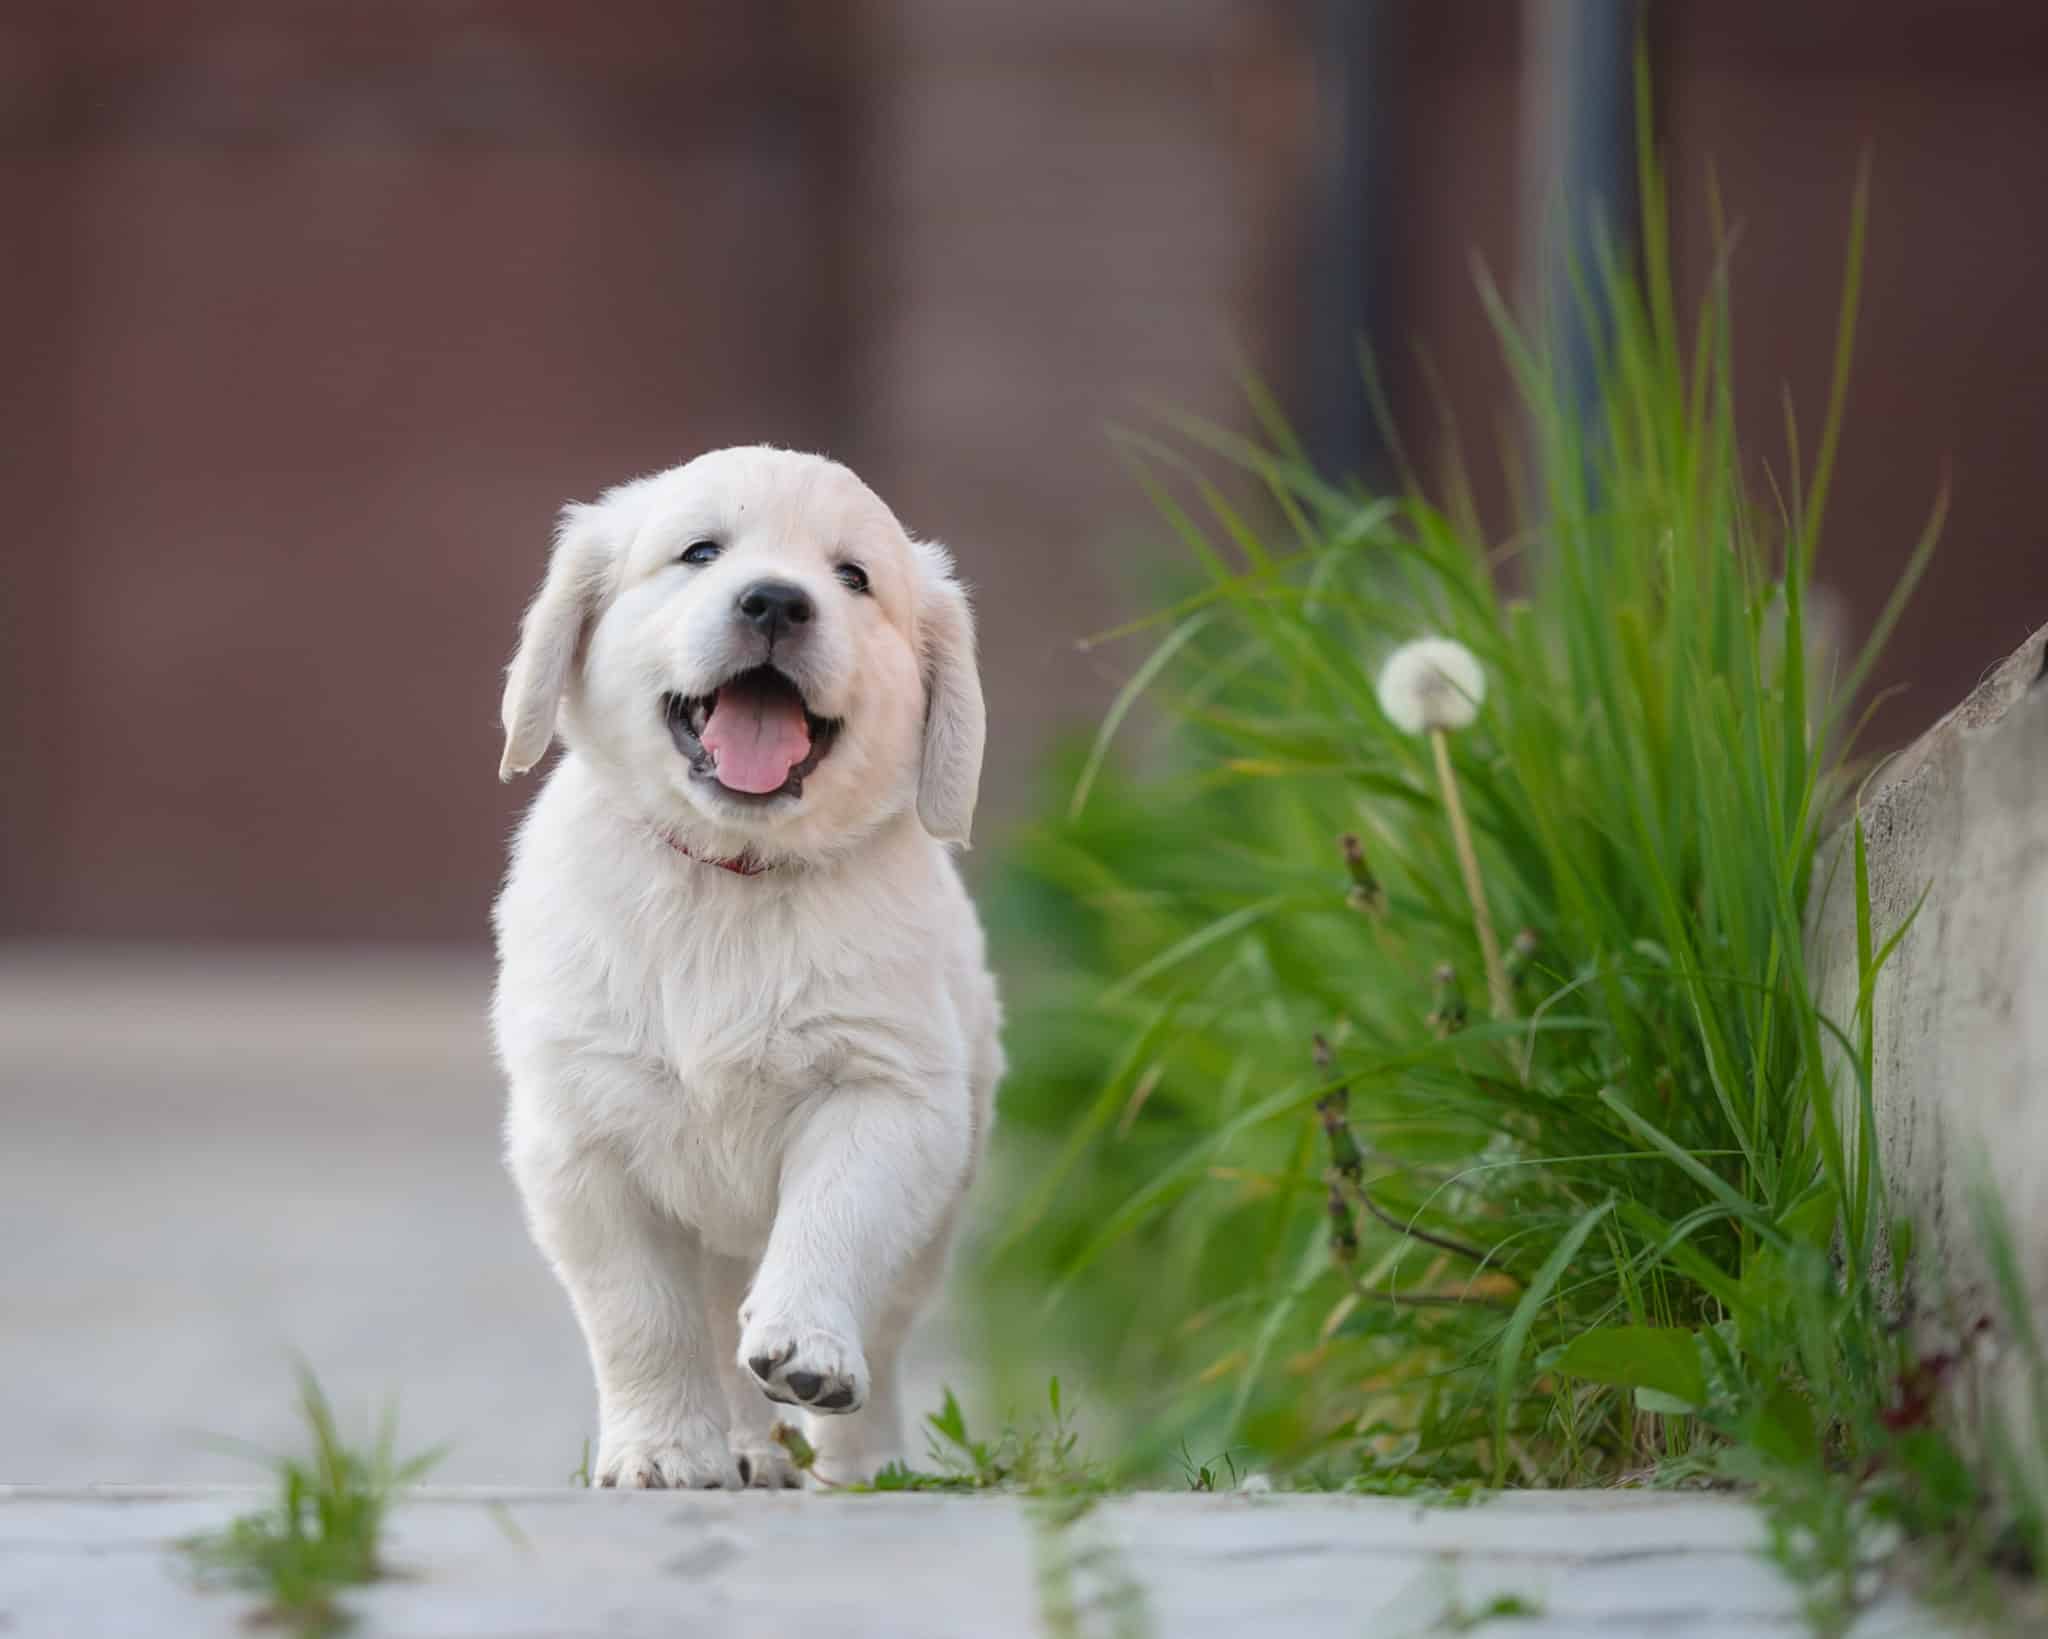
(499, 503), (612, 780)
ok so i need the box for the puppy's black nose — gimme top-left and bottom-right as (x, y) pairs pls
(735, 580), (814, 642)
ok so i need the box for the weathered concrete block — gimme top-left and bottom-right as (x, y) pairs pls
(1809, 622), (2048, 1413)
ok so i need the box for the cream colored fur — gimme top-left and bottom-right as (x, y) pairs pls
(493, 447), (1001, 1488)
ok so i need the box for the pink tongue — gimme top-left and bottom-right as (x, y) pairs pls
(701, 688), (812, 794)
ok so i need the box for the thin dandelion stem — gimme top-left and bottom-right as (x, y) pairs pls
(1430, 727), (1512, 1019)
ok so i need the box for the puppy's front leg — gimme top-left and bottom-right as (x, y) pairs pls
(739, 1084), (968, 1467)
(513, 1139), (740, 1489)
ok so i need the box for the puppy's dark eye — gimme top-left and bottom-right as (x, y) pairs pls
(834, 563), (870, 594)
(678, 540), (721, 567)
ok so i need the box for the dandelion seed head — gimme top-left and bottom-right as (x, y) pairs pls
(1375, 637), (1486, 735)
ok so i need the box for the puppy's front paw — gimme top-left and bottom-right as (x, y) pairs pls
(595, 1420), (740, 1490)
(739, 1316), (869, 1415)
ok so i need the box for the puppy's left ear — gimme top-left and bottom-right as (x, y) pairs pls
(499, 502), (613, 781)
(913, 541), (987, 846)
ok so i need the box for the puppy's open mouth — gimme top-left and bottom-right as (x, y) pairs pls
(662, 666), (840, 802)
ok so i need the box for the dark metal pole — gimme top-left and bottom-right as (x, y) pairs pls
(1302, 0), (1391, 490)
(1541, 0), (1641, 448)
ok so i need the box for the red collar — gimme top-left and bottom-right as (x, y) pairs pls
(659, 831), (771, 877)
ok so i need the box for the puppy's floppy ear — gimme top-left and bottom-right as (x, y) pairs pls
(499, 502), (613, 781)
(912, 540), (987, 846)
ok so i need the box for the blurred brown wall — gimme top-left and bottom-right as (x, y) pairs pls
(1657, 1), (2048, 749)
(3, 1), (2045, 944)
(2, 2), (862, 940)
(0, 0), (1274, 943)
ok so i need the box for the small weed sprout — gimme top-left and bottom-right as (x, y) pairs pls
(854, 1378), (1104, 1495)
(1033, 1494), (1152, 1639)
(181, 1365), (442, 1636)
(771, 1418), (820, 1480)
(1442, 1590), (1545, 1632)
(1178, 1441), (1244, 1492)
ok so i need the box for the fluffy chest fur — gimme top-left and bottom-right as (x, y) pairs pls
(494, 758), (988, 1258)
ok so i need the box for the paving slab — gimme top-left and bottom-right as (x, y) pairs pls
(0, 949), (962, 1487)
(0, 1486), (1948, 1639)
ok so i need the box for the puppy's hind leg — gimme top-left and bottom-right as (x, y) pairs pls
(511, 1134), (739, 1490)
(703, 1250), (803, 1489)
(805, 1245), (947, 1487)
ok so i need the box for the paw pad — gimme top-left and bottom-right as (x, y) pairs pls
(738, 1324), (867, 1416)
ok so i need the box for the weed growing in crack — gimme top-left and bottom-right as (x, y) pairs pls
(181, 1364), (441, 1636)
(1032, 1494), (1151, 1639)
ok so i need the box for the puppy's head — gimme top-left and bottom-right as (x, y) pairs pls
(499, 447), (985, 858)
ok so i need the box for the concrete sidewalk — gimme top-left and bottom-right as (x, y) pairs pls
(0, 1486), (1947, 1638)
(0, 947), (596, 1485)
(0, 946), (972, 1486)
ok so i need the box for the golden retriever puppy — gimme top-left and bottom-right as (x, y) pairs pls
(493, 447), (1001, 1489)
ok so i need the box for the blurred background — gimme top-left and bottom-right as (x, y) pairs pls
(4, 0), (2046, 1482)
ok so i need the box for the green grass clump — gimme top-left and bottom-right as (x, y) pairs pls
(971, 134), (2034, 1618)
(795, 1378), (1104, 1495)
(183, 1366), (441, 1635)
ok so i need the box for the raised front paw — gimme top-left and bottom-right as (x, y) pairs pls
(738, 1314), (869, 1415)
(595, 1420), (741, 1489)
